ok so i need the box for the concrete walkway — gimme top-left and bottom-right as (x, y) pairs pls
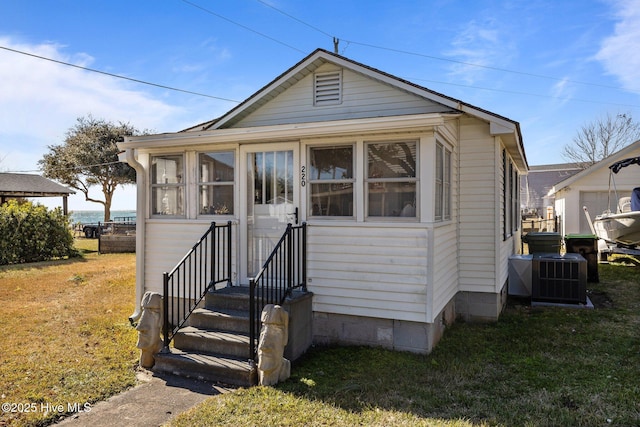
(55, 370), (232, 427)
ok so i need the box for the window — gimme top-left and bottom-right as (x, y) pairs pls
(150, 155), (184, 216)
(314, 71), (342, 106)
(503, 149), (519, 239)
(366, 141), (417, 218)
(435, 142), (451, 221)
(199, 151), (235, 215)
(309, 145), (354, 217)
(503, 149), (509, 237)
(512, 161), (520, 233)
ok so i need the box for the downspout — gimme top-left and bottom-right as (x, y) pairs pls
(124, 148), (146, 324)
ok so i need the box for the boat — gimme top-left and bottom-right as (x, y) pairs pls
(584, 156), (640, 249)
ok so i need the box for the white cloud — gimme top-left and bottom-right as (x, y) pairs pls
(0, 37), (183, 144)
(549, 77), (576, 108)
(444, 17), (510, 85)
(595, 0), (640, 93)
(0, 37), (194, 209)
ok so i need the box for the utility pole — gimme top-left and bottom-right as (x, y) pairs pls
(333, 37), (339, 54)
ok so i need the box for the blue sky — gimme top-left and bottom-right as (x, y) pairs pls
(1, 0), (639, 211)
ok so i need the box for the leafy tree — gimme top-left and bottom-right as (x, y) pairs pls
(562, 113), (640, 167)
(39, 115), (144, 221)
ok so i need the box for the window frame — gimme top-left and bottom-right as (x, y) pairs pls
(307, 144), (355, 219)
(365, 140), (418, 220)
(512, 162), (520, 234)
(435, 141), (451, 222)
(197, 150), (236, 217)
(150, 153), (186, 218)
(502, 149), (520, 239)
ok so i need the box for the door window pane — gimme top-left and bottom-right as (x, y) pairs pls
(249, 151), (293, 205)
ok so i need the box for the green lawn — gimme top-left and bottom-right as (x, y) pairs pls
(171, 260), (640, 427)
(0, 242), (137, 427)
(1, 241), (637, 427)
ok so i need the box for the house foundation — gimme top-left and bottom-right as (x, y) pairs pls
(312, 297), (456, 354)
(455, 283), (508, 322)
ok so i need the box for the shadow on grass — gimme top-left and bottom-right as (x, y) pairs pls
(276, 263), (640, 426)
(0, 253), (89, 272)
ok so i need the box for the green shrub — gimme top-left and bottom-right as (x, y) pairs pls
(0, 200), (78, 265)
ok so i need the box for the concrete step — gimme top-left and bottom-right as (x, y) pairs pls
(188, 307), (251, 334)
(173, 326), (252, 359)
(153, 349), (257, 387)
(205, 286), (251, 312)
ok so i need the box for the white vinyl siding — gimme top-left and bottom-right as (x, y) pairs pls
(307, 224), (429, 322)
(458, 117), (498, 293)
(143, 221), (238, 295)
(234, 64), (453, 128)
(432, 223), (458, 319)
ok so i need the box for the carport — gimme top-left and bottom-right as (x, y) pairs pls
(0, 173), (74, 215)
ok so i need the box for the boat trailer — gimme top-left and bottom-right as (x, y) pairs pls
(583, 206), (640, 260)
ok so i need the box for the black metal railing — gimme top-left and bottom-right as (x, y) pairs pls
(249, 222), (307, 361)
(162, 221), (232, 352)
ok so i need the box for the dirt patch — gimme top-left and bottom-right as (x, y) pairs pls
(587, 289), (613, 308)
(507, 292), (614, 309)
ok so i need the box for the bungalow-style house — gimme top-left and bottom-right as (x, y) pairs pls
(119, 49), (527, 384)
(550, 140), (640, 236)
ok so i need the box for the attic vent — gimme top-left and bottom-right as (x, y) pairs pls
(314, 71), (342, 106)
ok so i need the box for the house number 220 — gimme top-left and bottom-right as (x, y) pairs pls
(300, 166), (306, 187)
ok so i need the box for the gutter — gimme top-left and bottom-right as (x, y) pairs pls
(122, 148), (146, 324)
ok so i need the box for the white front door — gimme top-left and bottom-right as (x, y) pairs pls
(240, 143), (299, 284)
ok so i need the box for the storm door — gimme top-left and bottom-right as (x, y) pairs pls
(240, 143), (299, 283)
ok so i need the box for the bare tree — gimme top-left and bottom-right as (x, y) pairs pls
(563, 113), (640, 168)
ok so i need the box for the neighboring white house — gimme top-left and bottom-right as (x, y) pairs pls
(550, 140), (640, 236)
(119, 48), (528, 354)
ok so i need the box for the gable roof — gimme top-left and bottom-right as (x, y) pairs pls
(521, 163), (582, 209)
(196, 48), (527, 170)
(549, 139), (640, 195)
(0, 173), (74, 197)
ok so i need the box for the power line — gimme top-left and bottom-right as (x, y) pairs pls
(344, 40), (628, 92)
(404, 76), (640, 108)
(252, 0), (630, 93)
(7, 161), (124, 174)
(255, 0), (334, 39)
(179, 0), (306, 54)
(0, 45), (241, 103)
